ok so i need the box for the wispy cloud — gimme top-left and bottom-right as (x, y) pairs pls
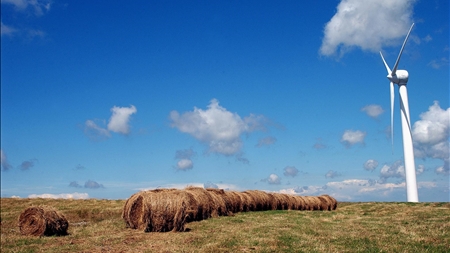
(1, 149), (13, 171)
(1, 22), (17, 37)
(18, 159), (38, 171)
(320, 0), (417, 57)
(255, 136), (277, 147)
(2, 0), (52, 16)
(170, 99), (269, 157)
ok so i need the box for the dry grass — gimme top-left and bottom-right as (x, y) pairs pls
(1, 198), (449, 252)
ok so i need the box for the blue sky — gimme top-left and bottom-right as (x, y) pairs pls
(1, 0), (449, 202)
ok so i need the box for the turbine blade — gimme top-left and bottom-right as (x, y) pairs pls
(380, 52), (391, 74)
(390, 82), (395, 153)
(392, 23), (415, 75)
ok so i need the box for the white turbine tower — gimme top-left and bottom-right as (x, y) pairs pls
(380, 23), (419, 202)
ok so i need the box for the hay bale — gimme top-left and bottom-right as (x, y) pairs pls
(223, 191), (242, 213)
(321, 194), (338, 210)
(304, 196), (321, 210)
(184, 187), (214, 220)
(243, 190), (274, 211)
(317, 195), (331, 211)
(18, 205), (69, 236)
(140, 189), (189, 232)
(206, 188), (231, 216)
(122, 191), (144, 228)
(270, 193), (290, 210)
(236, 191), (255, 212)
(295, 195), (307, 210)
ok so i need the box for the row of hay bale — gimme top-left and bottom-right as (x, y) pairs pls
(122, 187), (337, 232)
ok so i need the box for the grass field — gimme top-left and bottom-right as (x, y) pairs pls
(1, 198), (449, 252)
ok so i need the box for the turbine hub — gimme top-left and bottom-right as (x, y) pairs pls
(388, 69), (409, 85)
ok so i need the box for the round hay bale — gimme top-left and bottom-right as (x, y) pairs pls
(295, 195), (306, 210)
(317, 195), (331, 211)
(18, 205), (69, 236)
(244, 190), (273, 211)
(184, 186), (214, 220)
(304, 196), (321, 210)
(122, 191), (144, 228)
(321, 194), (338, 210)
(140, 189), (189, 232)
(206, 188), (231, 216)
(270, 193), (290, 210)
(236, 191), (254, 212)
(223, 191), (242, 213)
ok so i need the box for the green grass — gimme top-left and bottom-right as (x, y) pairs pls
(1, 199), (449, 252)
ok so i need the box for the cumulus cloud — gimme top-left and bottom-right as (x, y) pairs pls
(341, 130), (366, 147)
(320, 0), (416, 57)
(256, 136), (277, 147)
(107, 105), (137, 135)
(325, 170), (342, 179)
(1, 149), (13, 171)
(174, 148), (196, 171)
(412, 101), (449, 175)
(176, 159), (193, 171)
(283, 166), (299, 177)
(364, 159), (379, 172)
(84, 180), (104, 189)
(262, 174), (281, 185)
(170, 99), (268, 156)
(379, 161), (405, 183)
(18, 159), (38, 171)
(28, 192), (89, 199)
(361, 105), (384, 119)
(84, 105), (137, 140)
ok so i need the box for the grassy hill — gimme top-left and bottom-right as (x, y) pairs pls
(1, 198), (449, 252)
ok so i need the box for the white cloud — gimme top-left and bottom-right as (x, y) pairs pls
(412, 101), (449, 175)
(28, 192), (89, 199)
(176, 159), (193, 171)
(1, 149), (13, 171)
(361, 104), (384, 119)
(170, 99), (268, 156)
(268, 174), (281, 184)
(428, 57), (449, 69)
(107, 105), (137, 135)
(363, 159), (379, 171)
(320, 0), (416, 57)
(174, 149), (196, 171)
(84, 105), (137, 140)
(379, 161), (405, 182)
(341, 130), (366, 147)
(283, 166), (299, 177)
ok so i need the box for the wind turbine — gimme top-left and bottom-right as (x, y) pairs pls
(380, 23), (419, 202)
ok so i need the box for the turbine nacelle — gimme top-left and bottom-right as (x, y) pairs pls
(387, 69), (409, 85)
